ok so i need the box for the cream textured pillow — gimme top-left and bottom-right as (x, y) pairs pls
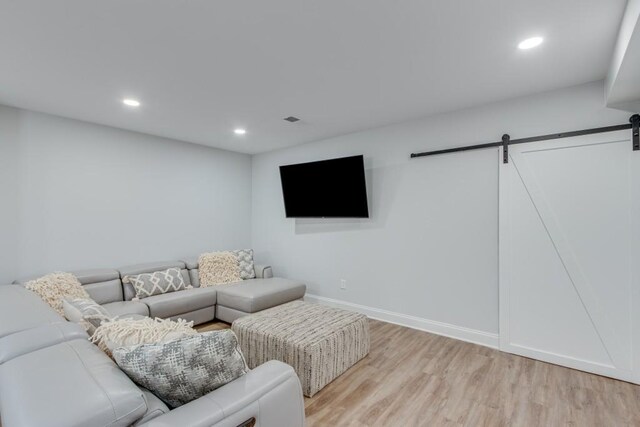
(198, 252), (242, 287)
(25, 272), (90, 316)
(90, 317), (197, 357)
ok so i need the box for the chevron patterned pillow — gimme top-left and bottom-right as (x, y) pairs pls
(124, 267), (192, 300)
(63, 297), (113, 335)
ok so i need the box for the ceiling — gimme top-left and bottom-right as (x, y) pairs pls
(0, 0), (628, 154)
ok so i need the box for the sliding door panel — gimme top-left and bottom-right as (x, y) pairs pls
(499, 130), (639, 383)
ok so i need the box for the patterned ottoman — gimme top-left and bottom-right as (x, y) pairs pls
(231, 300), (370, 397)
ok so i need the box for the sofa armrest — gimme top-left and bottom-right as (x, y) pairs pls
(0, 322), (88, 364)
(254, 265), (273, 279)
(138, 360), (305, 427)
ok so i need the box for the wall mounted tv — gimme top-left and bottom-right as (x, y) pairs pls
(279, 155), (369, 218)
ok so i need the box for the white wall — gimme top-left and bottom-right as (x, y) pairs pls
(251, 81), (631, 337)
(0, 106), (252, 283)
(606, 0), (640, 111)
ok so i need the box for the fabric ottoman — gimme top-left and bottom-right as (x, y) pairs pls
(231, 300), (370, 397)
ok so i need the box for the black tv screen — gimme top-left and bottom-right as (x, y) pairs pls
(279, 155), (369, 218)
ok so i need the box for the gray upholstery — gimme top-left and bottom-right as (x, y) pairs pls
(118, 261), (190, 301)
(0, 322), (88, 364)
(138, 361), (305, 427)
(216, 305), (251, 323)
(182, 257), (199, 270)
(103, 300), (150, 317)
(182, 257), (201, 287)
(216, 279), (306, 314)
(0, 339), (147, 427)
(119, 261), (187, 277)
(74, 269), (124, 304)
(134, 388), (170, 426)
(84, 279), (125, 304)
(0, 285), (64, 338)
(143, 287), (217, 319)
(189, 269), (200, 287)
(169, 306), (216, 324)
(254, 264), (274, 279)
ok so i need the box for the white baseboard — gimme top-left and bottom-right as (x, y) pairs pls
(304, 294), (499, 350)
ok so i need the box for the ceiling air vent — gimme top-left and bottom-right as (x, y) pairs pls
(284, 116), (300, 123)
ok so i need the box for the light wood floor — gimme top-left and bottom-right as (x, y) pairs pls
(197, 319), (640, 426)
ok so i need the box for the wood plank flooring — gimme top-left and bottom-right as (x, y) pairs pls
(197, 319), (640, 426)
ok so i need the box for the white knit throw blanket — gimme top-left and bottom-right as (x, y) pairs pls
(91, 317), (197, 357)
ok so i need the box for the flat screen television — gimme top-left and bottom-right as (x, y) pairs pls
(279, 155), (369, 218)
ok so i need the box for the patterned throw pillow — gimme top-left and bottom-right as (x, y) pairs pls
(113, 330), (248, 408)
(123, 267), (192, 300)
(91, 317), (197, 358)
(25, 272), (90, 316)
(198, 252), (242, 287)
(63, 298), (113, 335)
(232, 249), (256, 280)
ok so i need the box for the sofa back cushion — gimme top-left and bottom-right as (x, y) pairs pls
(183, 257), (202, 287)
(0, 339), (147, 427)
(14, 269), (124, 305)
(118, 261), (190, 301)
(0, 285), (64, 339)
(74, 269), (124, 304)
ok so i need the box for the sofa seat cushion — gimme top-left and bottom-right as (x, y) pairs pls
(103, 301), (150, 317)
(143, 287), (217, 319)
(0, 285), (64, 339)
(0, 339), (147, 427)
(216, 278), (306, 313)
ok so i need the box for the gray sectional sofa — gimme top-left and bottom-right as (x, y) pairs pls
(0, 259), (307, 427)
(13, 259), (306, 325)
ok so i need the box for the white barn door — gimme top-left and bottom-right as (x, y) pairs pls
(499, 129), (640, 383)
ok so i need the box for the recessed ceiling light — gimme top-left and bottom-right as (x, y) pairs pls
(234, 128), (247, 135)
(122, 98), (141, 107)
(518, 37), (543, 50)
